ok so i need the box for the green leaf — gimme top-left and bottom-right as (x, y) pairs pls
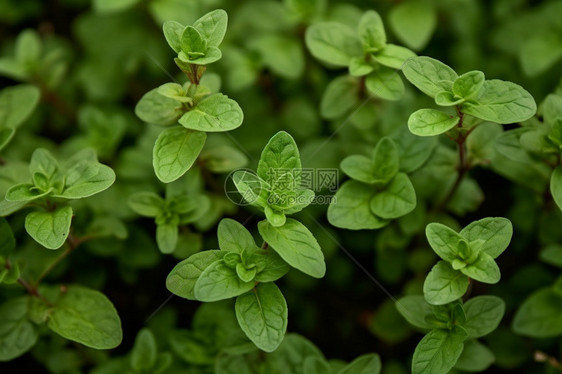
(93, 0), (140, 13)
(0, 218), (15, 256)
(262, 333), (323, 373)
(218, 218), (256, 254)
(328, 180), (389, 230)
(5, 183), (52, 202)
(373, 137), (400, 183)
(425, 223), (465, 263)
(135, 88), (184, 126)
(153, 127), (206, 183)
(408, 109), (459, 136)
(372, 44), (416, 69)
(349, 57), (374, 77)
(30, 148), (59, 179)
(166, 250), (225, 299)
(389, 1), (436, 50)
(412, 327), (467, 374)
(550, 165), (562, 213)
(464, 296), (505, 338)
(252, 249), (290, 283)
(0, 297), (38, 361)
(128, 192), (164, 217)
(232, 169), (269, 208)
(200, 145), (248, 173)
(258, 218), (325, 278)
(179, 93), (243, 132)
(194, 259), (254, 302)
(56, 161), (115, 199)
(540, 244), (562, 268)
(320, 75), (360, 119)
(459, 217), (513, 259)
(423, 261), (469, 305)
(304, 357), (332, 374)
(163, 21), (184, 53)
(25, 206), (73, 250)
(453, 71), (485, 100)
(370, 173), (416, 219)
(338, 353), (382, 374)
(249, 35), (305, 80)
(179, 26), (207, 59)
(131, 328), (157, 371)
(0, 84), (41, 129)
(236, 263), (256, 282)
(235, 283), (288, 352)
(47, 286), (122, 349)
(357, 10), (386, 51)
(15, 29), (41, 63)
(340, 155), (376, 184)
(257, 131), (301, 183)
(520, 31), (562, 77)
(156, 221), (178, 254)
(157, 82), (191, 103)
(305, 22), (362, 67)
(265, 206), (287, 227)
(0, 127), (14, 151)
(192, 9), (228, 48)
(462, 80), (537, 124)
(460, 252), (501, 284)
(402, 56), (458, 98)
(396, 295), (433, 330)
(434, 91), (464, 106)
(512, 288), (562, 338)
(454, 339), (494, 372)
(365, 68), (404, 101)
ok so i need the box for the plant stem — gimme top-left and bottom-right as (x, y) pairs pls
(261, 241), (269, 250)
(34, 233), (86, 286)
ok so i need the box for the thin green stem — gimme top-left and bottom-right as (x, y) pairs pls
(34, 234), (88, 286)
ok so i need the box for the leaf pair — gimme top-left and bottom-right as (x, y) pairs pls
(397, 295), (505, 374)
(403, 56), (537, 136)
(327, 137), (416, 230)
(3, 148), (116, 249)
(423, 217), (513, 305)
(128, 191), (210, 254)
(233, 131), (314, 227)
(306, 10), (415, 104)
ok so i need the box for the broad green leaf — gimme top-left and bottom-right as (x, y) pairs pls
(512, 288), (562, 338)
(396, 295), (433, 330)
(459, 217), (512, 259)
(179, 93), (243, 132)
(194, 260), (254, 302)
(252, 249), (290, 283)
(460, 252), (500, 284)
(218, 218), (256, 254)
(453, 71), (485, 100)
(0, 200), (27, 217)
(402, 56), (458, 98)
(153, 127), (206, 183)
(453, 339), (494, 372)
(320, 75), (360, 119)
(25, 205), (73, 250)
(540, 244), (562, 268)
(423, 261), (469, 305)
(550, 165), (562, 213)
(0, 297), (38, 361)
(258, 218), (325, 278)
(56, 161), (115, 199)
(391, 127), (438, 173)
(357, 10), (386, 51)
(200, 145), (248, 173)
(349, 56), (374, 77)
(93, 0), (140, 13)
(131, 328), (157, 371)
(370, 173), (416, 219)
(5, 183), (52, 202)
(265, 206), (286, 227)
(372, 44), (416, 69)
(236, 263), (256, 282)
(48, 286), (122, 349)
(339, 353), (382, 374)
(157, 82), (190, 103)
(0, 127), (14, 150)
(411, 327), (467, 374)
(135, 88), (184, 126)
(408, 109), (459, 136)
(305, 22), (362, 67)
(462, 80), (537, 124)
(425, 223), (465, 263)
(304, 357), (332, 374)
(340, 155), (375, 184)
(249, 34), (305, 80)
(216, 354), (254, 374)
(235, 283), (287, 352)
(464, 296), (505, 338)
(0, 218), (15, 256)
(0, 84), (40, 129)
(520, 31), (562, 77)
(15, 29), (41, 63)
(434, 91), (464, 106)
(166, 250), (225, 299)
(389, 1), (436, 50)
(179, 26), (207, 59)
(163, 20), (184, 53)
(365, 68), (404, 101)
(327, 180), (389, 230)
(128, 192), (164, 217)
(262, 334), (324, 374)
(372, 137), (400, 184)
(193, 9), (228, 48)
(257, 131), (301, 183)
(156, 222), (178, 254)
(30, 148), (59, 179)
(232, 169), (269, 208)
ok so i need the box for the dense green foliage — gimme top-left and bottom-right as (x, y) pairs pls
(1, 0), (562, 373)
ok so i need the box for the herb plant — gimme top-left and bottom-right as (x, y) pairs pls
(1, 1), (562, 374)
